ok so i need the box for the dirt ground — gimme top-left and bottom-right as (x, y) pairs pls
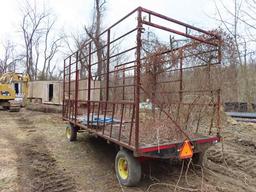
(0, 109), (256, 192)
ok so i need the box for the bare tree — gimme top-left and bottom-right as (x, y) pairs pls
(39, 19), (63, 80)
(0, 41), (23, 75)
(84, 0), (106, 80)
(214, 0), (243, 65)
(214, 0), (256, 108)
(20, 0), (62, 80)
(21, 1), (48, 80)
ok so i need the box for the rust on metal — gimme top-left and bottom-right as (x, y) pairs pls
(62, 7), (222, 155)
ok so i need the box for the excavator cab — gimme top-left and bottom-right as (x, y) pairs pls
(0, 72), (30, 112)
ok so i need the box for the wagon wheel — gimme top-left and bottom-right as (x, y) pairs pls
(66, 124), (77, 141)
(115, 150), (141, 186)
(192, 151), (205, 166)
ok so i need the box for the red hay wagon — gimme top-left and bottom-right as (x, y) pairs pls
(63, 7), (222, 186)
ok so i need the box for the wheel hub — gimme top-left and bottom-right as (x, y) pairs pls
(118, 158), (128, 180)
(66, 127), (71, 139)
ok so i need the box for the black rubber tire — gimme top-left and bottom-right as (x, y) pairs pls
(66, 124), (77, 142)
(192, 152), (205, 166)
(115, 150), (141, 187)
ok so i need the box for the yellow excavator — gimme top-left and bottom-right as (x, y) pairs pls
(0, 72), (30, 112)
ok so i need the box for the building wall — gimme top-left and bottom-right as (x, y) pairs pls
(28, 81), (63, 104)
(28, 80), (100, 105)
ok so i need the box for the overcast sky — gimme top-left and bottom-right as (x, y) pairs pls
(0, 0), (232, 71)
(0, 0), (222, 42)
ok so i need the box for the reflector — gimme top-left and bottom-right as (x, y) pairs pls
(179, 140), (193, 159)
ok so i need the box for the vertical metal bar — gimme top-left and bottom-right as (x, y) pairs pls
(135, 8), (142, 152)
(217, 89), (221, 136)
(75, 51), (79, 123)
(102, 30), (110, 136)
(129, 103), (132, 116)
(179, 49), (183, 102)
(209, 104), (215, 135)
(133, 71), (136, 105)
(68, 56), (71, 120)
(106, 29), (110, 101)
(72, 100), (74, 120)
(97, 102), (101, 127)
(218, 37), (222, 64)
(110, 103), (115, 138)
(129, 104), (135, 145)
(122, 66), (125, 100)
(62, 59), (66, 118)
(102, 101), (107, 135)
(118, 104), (124, 141)
(208, 62), (211, 89)
(217, 39), (222, 136)
(116, 104), (119, 115)
(87, 43), (92, 127)
(91, 101), (95, 127)
(176, 49), (183, 122)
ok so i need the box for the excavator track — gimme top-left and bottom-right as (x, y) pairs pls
(9, 106), (20, 112)
(9, 100), (21, 112)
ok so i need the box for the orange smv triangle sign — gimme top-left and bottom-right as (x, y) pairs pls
(179, 140), (193, 159)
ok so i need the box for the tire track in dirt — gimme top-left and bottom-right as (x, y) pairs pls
(12, 113), (78, 192)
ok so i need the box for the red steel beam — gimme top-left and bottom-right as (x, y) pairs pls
(140, 7), (220, 39)
(142, 20), (218, 46)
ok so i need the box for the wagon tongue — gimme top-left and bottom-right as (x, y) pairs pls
(178, 140), (193, 159)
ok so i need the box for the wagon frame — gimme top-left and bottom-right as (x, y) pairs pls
(63, 7), (222, 186)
